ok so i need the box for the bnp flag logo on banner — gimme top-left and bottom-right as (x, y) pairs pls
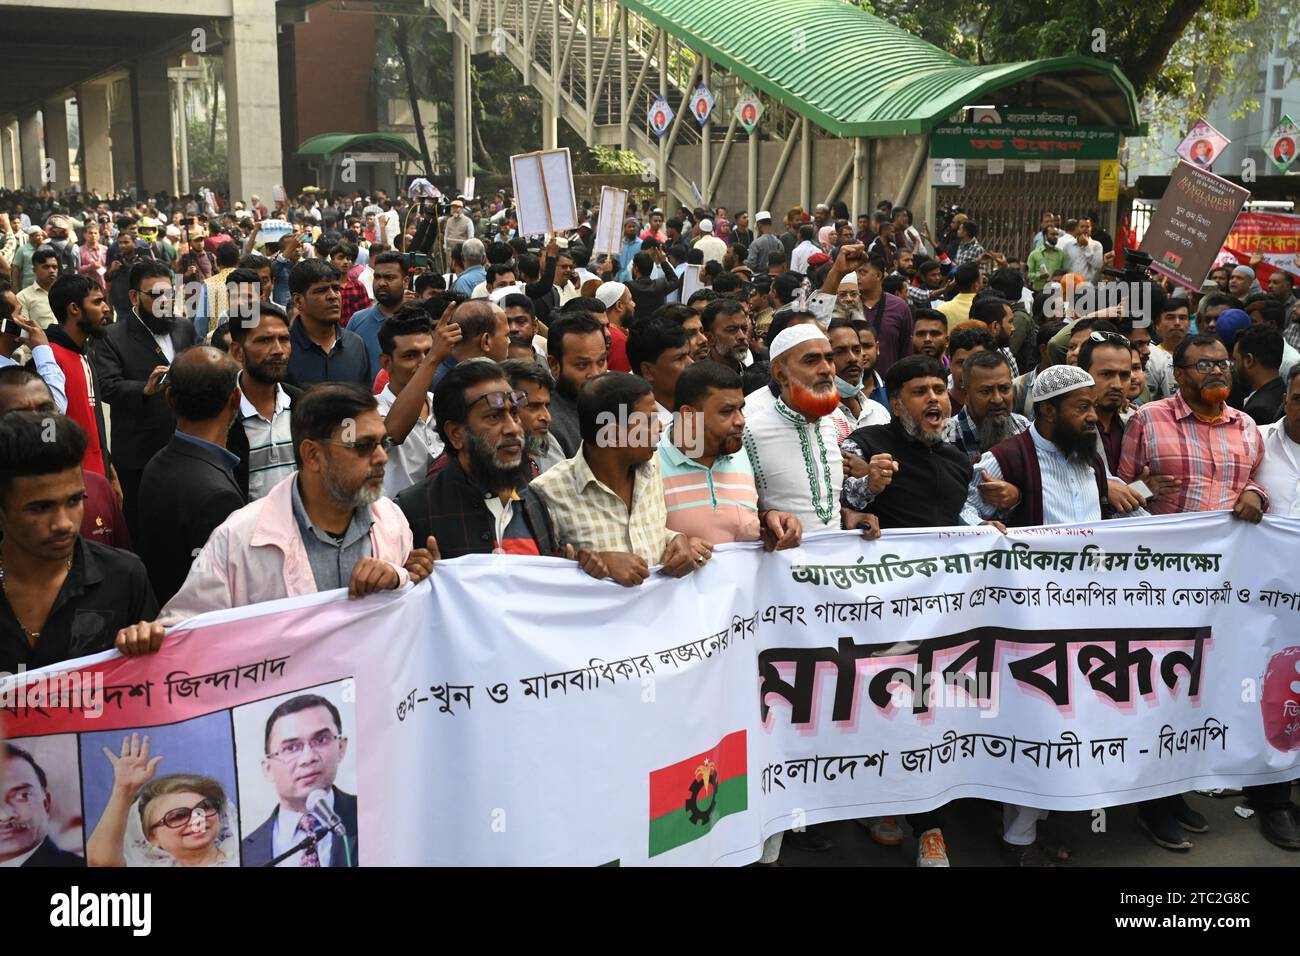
(648, 730), (747, 857)
(649, 96), (674, 138)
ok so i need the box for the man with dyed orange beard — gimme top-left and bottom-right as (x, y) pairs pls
(742, 324), (880, 537)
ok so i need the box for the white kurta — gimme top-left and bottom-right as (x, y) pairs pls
(1256, 420), (1300, 517)
(743, 398), (843, 532)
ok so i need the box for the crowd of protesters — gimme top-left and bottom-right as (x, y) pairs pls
(1, 181), (1299, 867)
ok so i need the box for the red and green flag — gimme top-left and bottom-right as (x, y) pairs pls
(648, 730), (747, 857)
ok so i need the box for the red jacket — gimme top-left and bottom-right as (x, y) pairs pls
(47, 331), (108, 478)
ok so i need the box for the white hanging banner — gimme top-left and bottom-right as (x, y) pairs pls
(5, 514), (1299, 866)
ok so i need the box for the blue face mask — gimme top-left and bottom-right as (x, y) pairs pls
(835, 375), (864, 400)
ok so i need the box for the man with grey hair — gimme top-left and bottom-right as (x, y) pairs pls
(1228, 264), (1259, 302)
(453, 238), (487, 296)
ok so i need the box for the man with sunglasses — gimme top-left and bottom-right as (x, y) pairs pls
(94, 260), (198, 538)
(160, 383), (433, 625)
(242, 694), (358, 867)
(1118, 332), (1269, 852)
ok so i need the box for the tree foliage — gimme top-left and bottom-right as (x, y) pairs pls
(853, 0), (1299, 138)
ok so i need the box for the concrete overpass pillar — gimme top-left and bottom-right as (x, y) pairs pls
(1, 122), (17, 190)
(43, 98), (71, 191)
(77, 84), (114, 196)
(109, 77), (136, 194)
(452, 34), (472, 186)
(18, 112), (42, 190)
(132, 58), (176, 197)
(224, 0), (283, 203)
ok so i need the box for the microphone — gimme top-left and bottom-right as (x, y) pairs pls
(306, 789), (347, 839)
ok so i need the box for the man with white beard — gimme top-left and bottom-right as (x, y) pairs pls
(942, 350), (1029, 464)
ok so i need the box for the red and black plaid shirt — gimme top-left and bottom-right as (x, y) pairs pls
(339, 278), (372, 327)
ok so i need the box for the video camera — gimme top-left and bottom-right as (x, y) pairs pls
(1102, 248), (1152, 283)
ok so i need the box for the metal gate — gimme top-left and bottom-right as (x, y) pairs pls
(934, 167), (1104, 258)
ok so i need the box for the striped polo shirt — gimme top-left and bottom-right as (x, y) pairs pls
(657, 430), (761, 544)
(239, 380), (296, 501)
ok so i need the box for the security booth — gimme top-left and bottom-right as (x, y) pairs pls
(295, 132), (424, 197)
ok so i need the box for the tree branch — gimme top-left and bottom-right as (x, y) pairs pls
(1123, 0), (1209, 97)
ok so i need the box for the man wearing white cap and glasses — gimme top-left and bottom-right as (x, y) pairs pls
(744, 211), (784, 274)
(693, 219), (726, 265)
(743, 323), (881, 538)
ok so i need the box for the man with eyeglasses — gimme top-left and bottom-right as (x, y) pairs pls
(242, 694), (358, 867)
(160, 383), (435, 625)
(93, 260), (198, 538)
(1118, 332), (1269, 853)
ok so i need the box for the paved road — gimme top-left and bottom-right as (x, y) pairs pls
(778, 789), (1299, 866)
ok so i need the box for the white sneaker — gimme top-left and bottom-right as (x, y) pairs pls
(916, 828), (950, 867)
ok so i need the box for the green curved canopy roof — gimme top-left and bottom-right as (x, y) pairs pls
(623, 0), (1142, 136)
(297, 132), (423, 161)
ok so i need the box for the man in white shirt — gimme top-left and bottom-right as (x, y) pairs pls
(789, 224), (820, 276)
(1256, 366), (1300, 517)
(743, 324), (873, 535)
(693, 219), (727, 265)
(379, 201), (402, 248)
(1057, 218), (1104, 282)
(375, 308), (443, 495)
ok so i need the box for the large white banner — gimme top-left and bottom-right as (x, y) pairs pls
(6, 513), (1300, 867)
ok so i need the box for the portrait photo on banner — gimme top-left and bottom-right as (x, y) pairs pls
(2, 733), (85, 867)
(231, 679), (359, 867)
(79, 711), (241, 867)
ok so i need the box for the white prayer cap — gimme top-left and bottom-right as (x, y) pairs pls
(1032, 364), (1095, 402)
(698, 219), (714, 233)
(837, 273), (859, 291)
(755, 211), (772, 223)
(769, 323), (829, 362)
(595, 281), (628, 309)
